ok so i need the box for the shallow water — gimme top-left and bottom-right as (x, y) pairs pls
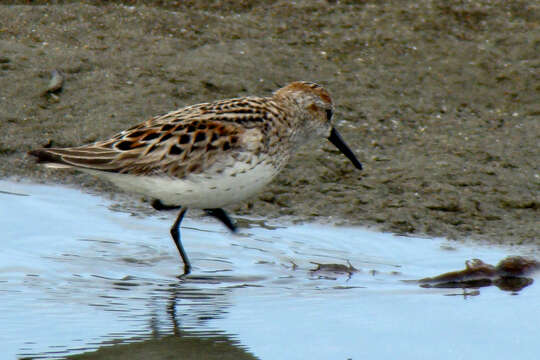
(1, 180), (538, 359)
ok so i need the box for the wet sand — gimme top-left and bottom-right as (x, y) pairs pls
(1, 1), (538, 245)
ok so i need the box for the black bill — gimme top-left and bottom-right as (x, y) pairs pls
(328, 127), (363, 170)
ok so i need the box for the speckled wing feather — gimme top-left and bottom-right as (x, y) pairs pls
(29, 97), (277, 178)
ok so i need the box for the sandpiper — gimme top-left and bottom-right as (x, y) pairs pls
(29, 81), (363, 274)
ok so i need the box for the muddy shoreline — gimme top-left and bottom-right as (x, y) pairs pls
(1, 1), (538, 246)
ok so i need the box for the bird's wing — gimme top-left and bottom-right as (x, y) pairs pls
(29, 98), (271, 178)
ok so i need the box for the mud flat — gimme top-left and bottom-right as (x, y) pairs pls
(1, 1), (538, 245)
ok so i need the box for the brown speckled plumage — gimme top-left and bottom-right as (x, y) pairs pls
(29, 81), (362, 274)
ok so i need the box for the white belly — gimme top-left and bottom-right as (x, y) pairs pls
(90, 159), (279, 209)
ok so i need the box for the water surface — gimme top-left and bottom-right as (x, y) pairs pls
(1, 180), (538, 359)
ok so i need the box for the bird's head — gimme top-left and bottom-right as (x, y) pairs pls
(274, 81), (362, 170)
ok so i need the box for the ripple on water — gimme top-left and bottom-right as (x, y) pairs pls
(0, 180), (538, 360)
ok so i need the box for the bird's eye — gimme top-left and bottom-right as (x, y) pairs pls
(325, 109), (333, 121)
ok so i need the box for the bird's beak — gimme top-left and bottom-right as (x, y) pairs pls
(327, 128), (362, 170)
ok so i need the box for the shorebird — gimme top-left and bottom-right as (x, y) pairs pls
(29, 81), (362, 274)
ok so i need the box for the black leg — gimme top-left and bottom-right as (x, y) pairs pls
(204, 208), (237, 233)
(152, 199), (181, 211)
(170, 207), (191, 275)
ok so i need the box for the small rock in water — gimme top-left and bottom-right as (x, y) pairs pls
(417, 256), (539, 292)
(310, 260), (358, 276)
